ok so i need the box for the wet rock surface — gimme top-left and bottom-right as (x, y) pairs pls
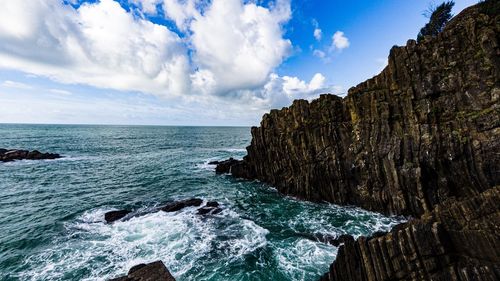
(320, 186), (500, 281)
(0, 149), (61, 162)
(212, 158), (243, 174)
(104, 210), (131, 223)
(109, 261), (176, 281)
(159, 198), (203, 212)
(197, 201), (222, 215)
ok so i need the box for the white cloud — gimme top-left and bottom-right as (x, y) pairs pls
(0, 0), (341, 125)
(0, 0), (190, 97)
(331, 31), (350, 50)
(162, 0), (201, 31)
(130, 0), (162, 14)
(189, 0), (292, 95)
(314, 28), (322, 41)
(49, 89), (73, 95)
(313, 49), (326, 58)
(1, 80), (32, 90)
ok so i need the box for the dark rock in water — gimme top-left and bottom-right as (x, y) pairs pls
(211, 207), (223, 214)
(215, 158), (242, 174)
(197, 207), (214, 215)
(160, 198), (203, 212)
(104, 210), (131, 223)
(109, 260), (176, 281)
(206, 201), (219, 208)
(320, 187), (500, 281)
(197, 201), (222, 215)
(0, 148), (61, 162)
(208, 160), (220, 165)
(323, 234), (353, 247)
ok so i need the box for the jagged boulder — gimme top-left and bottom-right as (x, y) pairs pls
(214, 158), (242, 174)
(159, 198), (203, 212)
(0, 148), (61, 162)
(109, 261), (176, 281)
(197, 201), (222, 215)
(104, 210), (131, 223)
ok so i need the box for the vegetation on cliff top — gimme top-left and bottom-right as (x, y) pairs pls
(417, 1), (455, 42)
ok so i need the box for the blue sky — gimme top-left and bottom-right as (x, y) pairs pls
(0, 0), (477, 126)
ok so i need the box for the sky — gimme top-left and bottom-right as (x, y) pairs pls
(0, 0), (477, 126)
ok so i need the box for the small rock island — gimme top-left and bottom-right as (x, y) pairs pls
(0, 149), (61, 162)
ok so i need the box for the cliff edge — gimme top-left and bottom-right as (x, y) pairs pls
(218, 3), (499, 281)
(223, 3), (499, 217)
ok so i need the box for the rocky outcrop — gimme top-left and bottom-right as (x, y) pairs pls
(218, 4), (500, 217)
(109, 261), (176, 281)
(159, 198), (203, 212)
(104, 199), (219, 223)
(0, 149), (61, 162)
(197, 201), (223, 215)
(320, 186), (500, 281)
(104, 210), (131, 223)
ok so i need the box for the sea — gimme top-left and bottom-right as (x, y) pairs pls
(0, 124), (404, 281)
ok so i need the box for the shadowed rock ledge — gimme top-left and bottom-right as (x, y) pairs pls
(216, 3), (499, 281)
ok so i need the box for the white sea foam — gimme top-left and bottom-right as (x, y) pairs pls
(274, 238), (337, 280)
(19, 206), (270, 281)
(219, 148), (247, 153)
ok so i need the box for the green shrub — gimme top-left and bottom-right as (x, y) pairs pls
(417, 1), (455, 42)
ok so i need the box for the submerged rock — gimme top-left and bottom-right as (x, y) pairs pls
(159, 198), (203, 212)
(104, 210), (131, 223)
(109, 260), (176, 281)
(0, 148), (61, 162)
(197, 201), (222, 215)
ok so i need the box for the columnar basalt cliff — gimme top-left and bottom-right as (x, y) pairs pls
(223, 4), (500, 217)
(217, 3), (500, 281)
(320, 186), (500, 281)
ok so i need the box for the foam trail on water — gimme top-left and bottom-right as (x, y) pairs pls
(19, 206), (269, 281)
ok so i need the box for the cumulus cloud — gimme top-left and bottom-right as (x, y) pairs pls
(314, 28), (322, 41)
(0, 0), (338, 121)
(189, 0), (292, 95)
(130, 0), (162, 14)
(331, 31), (350, 50)
(0, 0), (190, 97)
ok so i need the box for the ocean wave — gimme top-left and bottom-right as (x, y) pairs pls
(18, 205), (270, 281)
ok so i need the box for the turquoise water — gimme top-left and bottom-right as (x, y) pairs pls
(0, 124), (404, 281)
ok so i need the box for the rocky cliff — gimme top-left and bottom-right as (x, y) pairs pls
(224, 4), (500, 217)
(320, 186), (500, 281)
(217, 3), (500, 281)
